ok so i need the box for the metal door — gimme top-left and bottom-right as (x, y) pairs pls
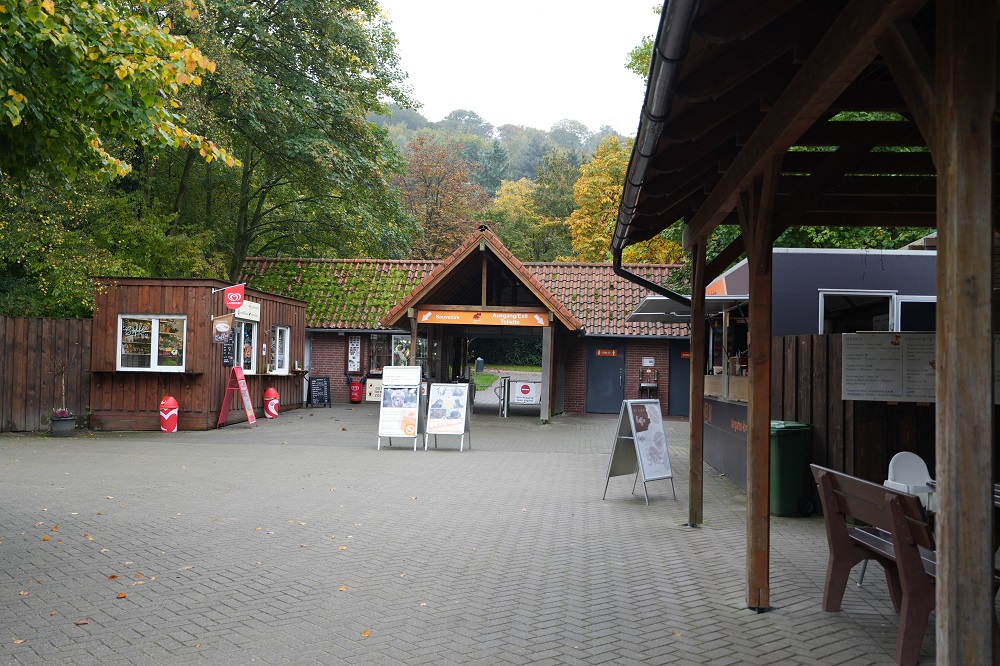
(585, 340), (626, 413)
(668, 341), (691, 417)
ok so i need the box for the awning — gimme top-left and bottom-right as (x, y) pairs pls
(626, 295), (749, 323)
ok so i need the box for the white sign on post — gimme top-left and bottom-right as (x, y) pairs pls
(425, 383), (472, 451)
(511, 381), (540, 405)
(602, 399), (676, 505)
(377, 366), (423, 450)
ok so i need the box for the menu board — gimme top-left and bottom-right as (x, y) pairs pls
(842, 333), (935, 402)
(603, 399), (674, 505)
(308, 376), (331, 407)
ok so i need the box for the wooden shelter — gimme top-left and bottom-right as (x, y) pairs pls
(90, 278), (306, 431)
(611, 0), (995, 660)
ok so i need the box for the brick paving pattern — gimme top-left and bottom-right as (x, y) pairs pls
(0, 405), (942, 665)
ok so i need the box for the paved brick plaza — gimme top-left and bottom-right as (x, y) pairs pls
(0, 406), (927, 665)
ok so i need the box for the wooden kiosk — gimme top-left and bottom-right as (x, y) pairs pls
(89, 278), (306, 430)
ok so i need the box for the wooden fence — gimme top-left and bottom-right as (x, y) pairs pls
(0, 316), (92, 432)
(770, 334), (936, 484)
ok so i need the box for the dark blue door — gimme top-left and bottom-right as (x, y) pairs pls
(585, 340), (625, 413)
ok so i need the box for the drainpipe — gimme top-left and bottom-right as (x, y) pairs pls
(611, 0), (700, 305)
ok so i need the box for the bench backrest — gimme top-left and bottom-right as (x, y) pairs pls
(811, 464), (934, 551)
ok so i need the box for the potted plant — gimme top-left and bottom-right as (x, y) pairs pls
(49, 358), (76, 437)
(50, 407), (77, 437)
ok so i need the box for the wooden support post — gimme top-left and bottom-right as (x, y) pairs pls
(934, 1), (995, 662)
(688, 243), (707, 527)
(738, 161), (779, 611)
(541, 324), (553, 424)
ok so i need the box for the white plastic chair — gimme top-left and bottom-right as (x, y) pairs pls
(856, 452), (936, 586)
(883, 451), (936, 513)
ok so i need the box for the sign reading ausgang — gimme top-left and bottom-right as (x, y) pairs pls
(416, 309), (549, 326)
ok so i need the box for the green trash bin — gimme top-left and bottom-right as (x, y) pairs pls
(769, 420), (813, 516)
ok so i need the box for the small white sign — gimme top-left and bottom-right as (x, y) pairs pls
(234, 300), (261, 321)
(511, 381), (540, 405)
(642, 357), (655, 367)
(347, 335), (361, 373)
(366, 378), (383, 402)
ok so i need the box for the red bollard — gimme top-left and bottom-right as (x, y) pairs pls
(264, 387), (279, 419)
(159, 396), (178, 433)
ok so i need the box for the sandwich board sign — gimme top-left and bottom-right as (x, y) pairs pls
(425, 383), (472, 452)
(377, 365), (423, 451)
(602, 399), (676, 505)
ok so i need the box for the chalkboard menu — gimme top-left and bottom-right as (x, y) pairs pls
(221, 331), (235, 367)
(308, 376), (331, 407)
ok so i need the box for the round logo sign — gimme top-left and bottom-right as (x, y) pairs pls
(520, 384), (531, 395)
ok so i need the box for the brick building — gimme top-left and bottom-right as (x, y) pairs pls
(242, 229), (688, 419)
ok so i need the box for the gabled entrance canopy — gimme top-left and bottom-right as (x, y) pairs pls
(381, 228), (584, 422)
(382, 227), (582, 332)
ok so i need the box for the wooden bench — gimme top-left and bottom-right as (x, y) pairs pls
(811, 464), (1000, 666)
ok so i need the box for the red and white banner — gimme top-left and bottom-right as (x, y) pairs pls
(223, 284), (244, 310)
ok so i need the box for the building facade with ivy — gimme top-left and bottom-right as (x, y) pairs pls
(242, 229), (689, 418)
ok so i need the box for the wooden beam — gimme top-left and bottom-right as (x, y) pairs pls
(934, 1), (995, 663)
(738, 163), (779, 611)
(876, 21), (937, 154)
(688, 243), (706, 527)
(781, 149), (935, 175)
(705, 235), (747, 285)
(683, 0), (930, 250)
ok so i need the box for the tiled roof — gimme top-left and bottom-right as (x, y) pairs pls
(382, 229), (583, 331)
(242, 255), (688, 338)
(241, 258), (437, 330)
(527, 263), (688, 337)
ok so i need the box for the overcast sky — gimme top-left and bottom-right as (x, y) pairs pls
(378, 1), (662, 136)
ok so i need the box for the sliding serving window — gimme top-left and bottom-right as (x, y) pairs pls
(117, 315), (187, 372)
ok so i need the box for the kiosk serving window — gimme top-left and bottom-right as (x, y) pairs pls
(269, 325), (290, 374)
(117, 315), (186, 371)
(237, 320), (257, 374)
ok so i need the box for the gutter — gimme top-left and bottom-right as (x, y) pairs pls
(611, 0), (701, 308)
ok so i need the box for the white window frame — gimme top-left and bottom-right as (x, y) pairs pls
(116, 315), (187, 372)
(817, 289), (897, 333)
(269, 325), (290, 375)
(237, 320), (258, 375)
(894, 295), (937, 331)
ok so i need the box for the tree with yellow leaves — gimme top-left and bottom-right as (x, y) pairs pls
(0, 0), (234, 183)
(566, 135), (684, 263)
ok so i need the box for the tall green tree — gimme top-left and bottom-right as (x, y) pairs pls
(0, 0), (235, 183)
(532, 149), (579, 219)
(161, 0), (415, 280)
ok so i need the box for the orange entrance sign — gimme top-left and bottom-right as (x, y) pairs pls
(596, 349), (618, 357)
(217, 366), (258, 428)
(416, 309), (549, 326)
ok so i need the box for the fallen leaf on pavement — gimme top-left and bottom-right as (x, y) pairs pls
(339, 546), (349, 551)
(360, 630), (370, 638)
(116, 593), (127, 599)
(42, 536), (50, 541)
(51, 525), (58, 532)
(108, 575), (119, 580)
(19, 591), (28, 596)
(75, 619), (90, 626)
(13, 639), (24, 644)
(338, 585), (347, 592)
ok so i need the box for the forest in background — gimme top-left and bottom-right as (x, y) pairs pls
(0, 0), (932, 318)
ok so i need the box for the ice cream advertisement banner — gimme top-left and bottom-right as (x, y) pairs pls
(426, 384), (469, 435)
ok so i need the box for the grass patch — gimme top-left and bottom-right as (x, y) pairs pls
(483, 365), (542, 374)
(474, 372), (498, 391)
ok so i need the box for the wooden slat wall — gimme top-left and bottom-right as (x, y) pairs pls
(0, 315), (92, 432)
(770, 334), (935, 484)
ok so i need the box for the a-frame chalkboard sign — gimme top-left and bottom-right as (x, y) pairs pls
(602, 399), (676, 505)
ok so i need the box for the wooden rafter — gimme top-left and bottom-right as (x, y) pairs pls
(682, 0), (931, 251)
